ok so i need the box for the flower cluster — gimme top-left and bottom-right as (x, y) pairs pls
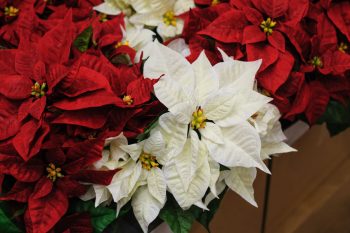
(82, 41), (295, 232)
(1, 0), (346, 233)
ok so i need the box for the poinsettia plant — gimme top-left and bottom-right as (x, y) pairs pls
(0, 0), (348, 233)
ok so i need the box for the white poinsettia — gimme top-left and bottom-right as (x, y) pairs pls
(116, 18), (155, 52)
(80, 133), (129, 207)
(249, 103), (296, 160)
(105, 130), (167, 233)
(143, 41), (271, 174)
(204, 166), (258, 208)
(129, 0), (194, 39)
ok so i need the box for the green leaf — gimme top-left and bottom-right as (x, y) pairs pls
(317, 100), (350, 136)
(192, 189), (227, 232)
(70, 200), (116, 233)
(0, 203), (23, 233)
(136, 118), (159, 142)
(159, 196), (195, 233)
(73, 26), (93, 52)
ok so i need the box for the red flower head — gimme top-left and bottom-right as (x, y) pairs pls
(0, 137), (118, 233)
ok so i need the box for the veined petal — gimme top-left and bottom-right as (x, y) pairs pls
(128, 162), (143, 193)
(154, 76), (195, 117)
(142, 41), (195, 91)
(205, 122), (269, 173)
(164, 152), (210, 209)
(126, 26), (155, 51)
(120, 142), (143, 161)
(157, 23), (178, 40)
(129, 12), (163, 27)
(215, 91), (272, 127)
(204, 179), (226, 206)
(107, 161), (141, 202)
(223, 167), (258, 207)
(147, 167), (166, 204)
(202, 90), (236, 121)
(158, 113), (188, 159)
(169, 102), (195, 124)
(143, 130), (165, 156)
(167, 38), (191, 57)
(261, 142), (296, 160)
(193, 51), (219, 103)
(105, 133), (129, 162)
(213, 54), (262, 90)
(208, 157), (220, 197)
(93, 2), (121, 15)
(173, 131), (201, 191)
(194, 201), (209, 211)
(132, 186), (164, 233)
(94, 185), (112, 207)
(218, 52), (261, 88)
(116, 180), (145, 216)
(129, 0), (175, 14)
(199, 122), (224, 144)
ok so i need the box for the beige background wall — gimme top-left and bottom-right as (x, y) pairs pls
(191, 125), (350, 233)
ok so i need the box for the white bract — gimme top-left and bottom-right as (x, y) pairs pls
(93, 0), (132, 16)
(117, 18), (155, 52)
(94, 0), (194, 40)
(249, 103), (296, 160)
(129, 0), (194, 39)
(109, 130), (167, 233)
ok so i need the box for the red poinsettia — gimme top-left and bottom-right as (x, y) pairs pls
(0, 137), (117, 233)
(276, 9), (350, 124)
(0, 0), (42, 46)
(36, 0), (102, 21)
(0, 11), (124, 160)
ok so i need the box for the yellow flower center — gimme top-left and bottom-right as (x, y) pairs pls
(31, 82), (46, 98)
(99, 13), (108, 22)
(211, 0), (220, 5)
(4, 6), (19, 17)
(46, 163), (64, 182)
(339, 42), (348, 53)
(139, 152), (159, 170)
(309, 56), (323, 68)
(163, 11), (177, 27)
(191, 107), (207, 130)
(115, 40), (130, 48)
(260, 18), (277, 36)
(122, 95), (133, 105)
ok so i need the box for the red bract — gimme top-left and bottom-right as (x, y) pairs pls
(323, 1), (350, 42)
(0, 137), (118, 233)
(0, 0), (42, 46)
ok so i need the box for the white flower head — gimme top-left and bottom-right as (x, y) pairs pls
(129, 0), (194, 39)
(143, 41), (271, 173)
(111, 130), (167, 232)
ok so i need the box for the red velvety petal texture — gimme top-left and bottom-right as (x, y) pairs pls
(25, 189), (69, 233)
